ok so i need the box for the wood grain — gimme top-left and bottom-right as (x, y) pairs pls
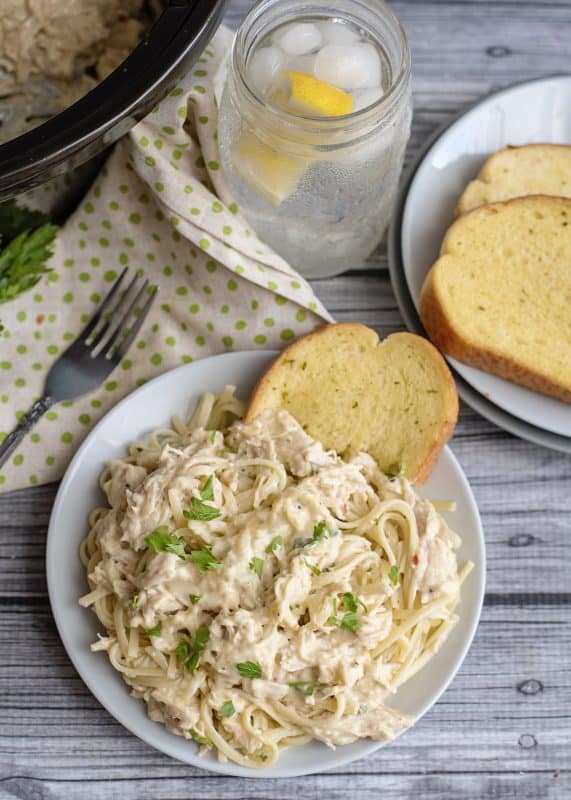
(1, 1), (570, 799)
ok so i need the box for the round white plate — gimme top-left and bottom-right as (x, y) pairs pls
(400, 74), (571, 438)
(47, 350), (485, 778)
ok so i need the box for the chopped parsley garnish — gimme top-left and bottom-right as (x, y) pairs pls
(343, 592), (368, 614)
(382, 463), (406, 480)
(249, 556), (264, 579)
(145, 622), (162, 637)
(145, 527), (186, 560)
(293, 520), (338, 549)
(189, 594), (201, 605)
(176, 626), (210, 673)
(339, 612), (360, 632)
(183, 496), (221, 522)
(258, 752), (269, 762)
(209, 430), (217, 444)
(326, 597), (338, 626)
(220, 700), (235, 718)
(190, 545), (222, 572)
(389, 564), (400, 586)
(265, 535), (283, 554)
(131, 594), (139, 610)
(189, 728), (213, 747)
(200, 475), (214, 501)
(328, 594), (366, 631)
(236, 661), (262, 679)
(288, 681), (323, 696)
(304, 560), (321, 576)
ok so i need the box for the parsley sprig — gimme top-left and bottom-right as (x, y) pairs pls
(0, 200), (58, 310)
(388, 564), (400, 586)
(249, 556), (264, 579)
(327, 592), (368, 632)
(176, 626), (210, 673)
(145, 527), (186, 560)
(220, 700), (235, 718)
(183, 476), (220, 521)
(190, 545), (222, 572)
(236, 661), (262, 679)
(189, 728), (213, 748)
(293, 520), (338, 550)
(288, 681), (324, 697)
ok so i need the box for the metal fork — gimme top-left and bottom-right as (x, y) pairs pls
(0, 269), (158, 470)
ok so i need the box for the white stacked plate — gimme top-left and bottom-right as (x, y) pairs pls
(388, 75), (571, 453)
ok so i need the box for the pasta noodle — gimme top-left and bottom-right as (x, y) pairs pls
(79, 387), (471, 768)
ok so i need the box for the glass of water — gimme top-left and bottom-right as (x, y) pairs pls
(219, 0), (412, 279)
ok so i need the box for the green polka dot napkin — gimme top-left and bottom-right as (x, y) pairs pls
(0, 26), (331, 494)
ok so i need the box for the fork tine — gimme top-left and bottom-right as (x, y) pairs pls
(77, 267), (128, 343)
(112, 285), (158, 361)
(102, 278), (149, 357)
(89, 271), (140, 351)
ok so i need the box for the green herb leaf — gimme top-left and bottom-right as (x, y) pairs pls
(190, 545), (222, 572)
(189, 594), (201, 605)
(145, 527), (186, 560)
(388, 564), (399, 586)
(236, 661), (262, 679)
(326, 597), (338, 626)
(209, 430), (217, 444)
(145, 622), (162, 637)
(288, 681), (323, 696)
(293, 520), (337, 549)
(265, 535), (283, 554)
(176, 626), (210, 673)
(200, 475), (214, 501)
(339, 612), (361, 632)
(249, 556), (264, 579)
(258, 752), (269, 762)
(0, 223), (57, 305)
(189, 728), (213, 747)
(0, 199), (50, 241)
(305, 560), (321, 576)
(342, 592), (358, 612)
(175, 637), (191, 663)
(220, 700), (235, 718)
(183, 496), (221, 521)
(131, 594), (139, 610)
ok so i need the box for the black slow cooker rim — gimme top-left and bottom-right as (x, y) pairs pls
(0, 0), (227, 200)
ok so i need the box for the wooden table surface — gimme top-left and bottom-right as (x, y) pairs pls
(2, 1), (570, 799)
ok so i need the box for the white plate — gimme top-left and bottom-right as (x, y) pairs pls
(47, 350), (486, 778)
(401, 75), (571, 438)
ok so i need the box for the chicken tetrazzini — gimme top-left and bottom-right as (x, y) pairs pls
(79, 387), (472, 768)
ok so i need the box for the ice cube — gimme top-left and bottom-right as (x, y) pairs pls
(318, 20), (360, 45)
(284, 53), (317, 77)
(352, 86), (385, 111)
(248, 46), (285, 94)
(274, 22), (322, 56)
(314, 43), (381, 90)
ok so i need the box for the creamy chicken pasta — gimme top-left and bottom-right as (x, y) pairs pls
(80, 387), (472, 768)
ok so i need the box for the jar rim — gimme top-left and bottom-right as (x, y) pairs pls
(231, 0), (411, 131)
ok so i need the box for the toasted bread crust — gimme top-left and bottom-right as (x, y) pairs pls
(246, 323), (458, 483)
(455, 143), (571, 217)
(420, 195), (571, 404)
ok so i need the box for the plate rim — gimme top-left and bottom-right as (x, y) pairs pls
(46, 349), (486, 778)
(388, 73), (571, 454)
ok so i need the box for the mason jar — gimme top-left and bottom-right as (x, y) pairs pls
(218, 0), (412, 279)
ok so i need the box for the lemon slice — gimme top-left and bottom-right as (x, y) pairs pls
(284, 71), (353, 117)
(233, 129), (307, 207)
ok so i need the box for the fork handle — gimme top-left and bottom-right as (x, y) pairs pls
(0, 396), (54, 472)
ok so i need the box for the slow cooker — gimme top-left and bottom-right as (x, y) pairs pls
(0, 0), (227, 212)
